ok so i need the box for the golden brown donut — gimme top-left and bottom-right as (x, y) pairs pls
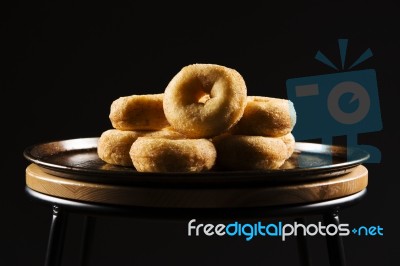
(130, 138), (216, 172)
(213, 135), (288, 170)
(230, 96), (296, 137)
(280, 133), (295, 159)
(163, 64), (247, 138)
(109, 94), (169, 131)
(97, 129), (184, 166)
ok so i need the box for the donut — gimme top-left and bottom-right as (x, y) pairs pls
(280, 133), (295, 159)
(229, 96), (296, 137)
(130, 138), (216, 172)
(109, 94), (169, 131)
(163, 64), (247, 138)
(279, 159), (296, 170)
(97, 129), (184, 166)
(213, 135), (288, 170)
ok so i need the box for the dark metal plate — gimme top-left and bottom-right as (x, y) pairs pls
(23, 137), (369, 185)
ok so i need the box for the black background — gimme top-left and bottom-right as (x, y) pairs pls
(2, 2), (399, 265)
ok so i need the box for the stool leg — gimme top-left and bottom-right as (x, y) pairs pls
(79, 216), (96, 266)
(323, 210), (346, 266)
(296, 218), (312, 266)
(45, 205), (68, 266)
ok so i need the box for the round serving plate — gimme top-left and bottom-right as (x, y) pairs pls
(23, 137), (369, 186)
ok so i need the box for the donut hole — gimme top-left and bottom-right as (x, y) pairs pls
(180, 77), (212, 105)
(198, 93), (211, 104)
(192, 80), (212, 104)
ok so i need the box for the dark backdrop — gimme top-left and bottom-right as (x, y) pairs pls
(2, 2), (398, 265)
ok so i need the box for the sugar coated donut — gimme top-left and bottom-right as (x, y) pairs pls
(230, 96), (296, 137)
(109, 94), (169, 131)
(98, 129), (184, 166)
(280, 133), (295, 159)
(163, 64), (247, 138)
(213, 135), (288, 170)
(130, 138), (216, 172)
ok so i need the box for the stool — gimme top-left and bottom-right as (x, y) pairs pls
(25, 163), (368, 266)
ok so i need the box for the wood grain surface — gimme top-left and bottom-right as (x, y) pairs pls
(26, 164), (368, 208)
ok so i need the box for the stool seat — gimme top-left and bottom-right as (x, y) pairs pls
(26, 163), (368, 208)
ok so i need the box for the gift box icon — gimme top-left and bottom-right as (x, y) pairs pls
(286, 39), (382, 163)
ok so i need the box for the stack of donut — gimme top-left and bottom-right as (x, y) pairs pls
(98, 64), (296, 172)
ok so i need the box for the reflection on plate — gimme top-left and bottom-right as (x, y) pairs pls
(24, 137), (369, 186)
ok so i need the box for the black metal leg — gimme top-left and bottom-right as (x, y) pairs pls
(79, 216), (96, 266)
(323, 210), (346, 266)
(296, 218), (312, 266)
(45, 205), (68, 266)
